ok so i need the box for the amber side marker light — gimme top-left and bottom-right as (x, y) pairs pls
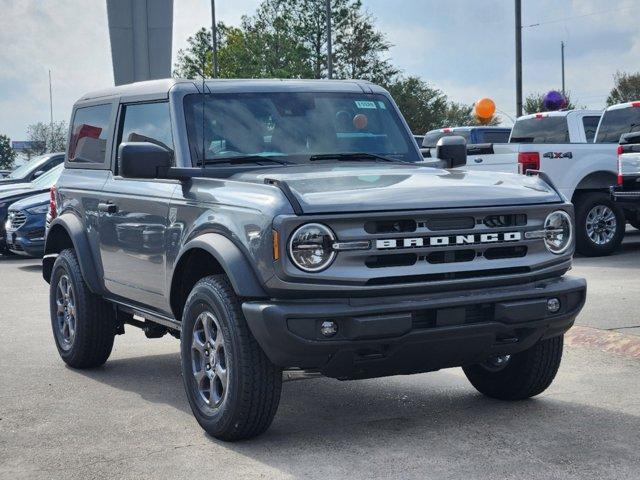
(272, 230), (280, 261)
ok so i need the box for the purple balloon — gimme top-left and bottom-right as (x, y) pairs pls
(543, 90), (567, 111)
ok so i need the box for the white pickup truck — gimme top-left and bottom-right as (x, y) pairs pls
(463, 109), (634, 256)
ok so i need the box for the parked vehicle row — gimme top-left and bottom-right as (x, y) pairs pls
(0, 161), (64, 256)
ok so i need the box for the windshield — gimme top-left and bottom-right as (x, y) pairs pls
(8, 155), (48, 179)
(510, 116), (569, 143)
(184, 92), (421, 164)
(31, 164), (63, 188)
(595, 107), (640, 143)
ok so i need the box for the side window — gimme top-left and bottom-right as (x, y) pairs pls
(117, 102), (173, 163)
(582, 116), (601, 143)
(68, 104), (112, 164)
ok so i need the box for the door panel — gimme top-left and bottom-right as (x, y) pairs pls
(98, 174), (178, 310)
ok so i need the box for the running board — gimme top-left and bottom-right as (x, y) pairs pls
(110, 299), (181, 332)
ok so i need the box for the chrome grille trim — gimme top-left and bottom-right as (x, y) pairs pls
(8, 210), (27, 230)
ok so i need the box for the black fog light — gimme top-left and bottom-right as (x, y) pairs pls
(320, 320), (338, 337)
(547, 297), (561, 313)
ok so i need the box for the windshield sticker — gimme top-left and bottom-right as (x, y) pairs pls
(377, 101), (386, 109)
(355, 100), (377, 109)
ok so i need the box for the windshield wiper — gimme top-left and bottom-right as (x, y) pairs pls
(203, 155), (294, 166)
(308, 153), (411, 164)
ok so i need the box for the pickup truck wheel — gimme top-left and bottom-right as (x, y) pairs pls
(49, 249), (116, 368)
(463, 335), (563, 400)
(180, 275), (282, 441)
(574, 192), (624, 256)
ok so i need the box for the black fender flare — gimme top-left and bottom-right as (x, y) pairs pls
(173, 233), (268, 298)
(43, 214), (103, 294)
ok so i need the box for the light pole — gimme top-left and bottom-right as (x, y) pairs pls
(326, 0), (333, 79)
(515, 0), (523, 117)
(211, 0), (218, 78)
(561, 41), (565, 95)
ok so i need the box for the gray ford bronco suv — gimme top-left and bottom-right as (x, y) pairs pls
(44, 79), (586, 441)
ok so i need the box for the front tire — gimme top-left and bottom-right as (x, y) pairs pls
(49, 249), (116, 368)
(180, 275), (282, 441)
(574, 192), (624, 256)
(463, 335), (563, 400)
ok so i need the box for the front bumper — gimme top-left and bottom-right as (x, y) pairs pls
(5, 218), (46, 257)
(242, 275), (586, 379)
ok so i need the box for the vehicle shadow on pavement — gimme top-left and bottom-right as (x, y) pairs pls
(71, 350), (640, 480)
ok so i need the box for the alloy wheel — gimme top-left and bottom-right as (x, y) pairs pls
(191, 311), (228, 410)
(585, 205), (617, 246)
(55, 274), (77, 350)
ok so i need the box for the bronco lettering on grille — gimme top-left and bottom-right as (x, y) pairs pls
(376, 232), (522, 249)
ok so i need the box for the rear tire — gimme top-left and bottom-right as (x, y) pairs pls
(180, 275), (282, 441)
(49, 249), (116, 368)
(574, 192), (624, 256)
(463, 335), (563, 400)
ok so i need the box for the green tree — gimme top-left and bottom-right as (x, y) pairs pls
(0, 134), (16, 170)
(443, 103), (501, 127)
(173, 27), (215, 78)
(333, 3), (398, 83)
(385, 76), (449, 134)
(173, 0), (396, 82)
(523, 90), (576, 115)
(25, 121), (68, 156)
(607, 71), (640, 106)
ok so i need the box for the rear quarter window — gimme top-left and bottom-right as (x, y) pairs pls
(510, 117), (569, 143)
(68, 104), (113, 165)
(479, 130), (510, 143)
(595, 107), (640, 143)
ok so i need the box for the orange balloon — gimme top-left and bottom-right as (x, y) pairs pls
(475, 98), (496, 120)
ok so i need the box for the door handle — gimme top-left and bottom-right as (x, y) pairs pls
(98, 202), (118, 214)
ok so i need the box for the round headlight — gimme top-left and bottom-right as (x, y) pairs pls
(288, 223), (336, 272)
(544, 210), (573, 254)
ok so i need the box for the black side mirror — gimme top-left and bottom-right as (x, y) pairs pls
(619, 132), (640, 145)
(119, 142), (172, 179)
(436, 135), (467, 168)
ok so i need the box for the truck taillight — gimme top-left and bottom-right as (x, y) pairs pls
(617, 145), (624, 185)
(517, 152), (540, 174)
(49, 186), (57, 220)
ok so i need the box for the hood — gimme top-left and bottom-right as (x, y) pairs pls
(0, 186), (46, 204)
(8, 192), (49, 211)
(0, 182), (33, 193)
(233, 163), (561, 214)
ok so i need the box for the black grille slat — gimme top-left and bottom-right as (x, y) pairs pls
(422, 217), (475, 231)
(366, 267), (531, 285)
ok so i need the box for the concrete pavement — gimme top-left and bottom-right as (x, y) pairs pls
(0, 245), (639, 479)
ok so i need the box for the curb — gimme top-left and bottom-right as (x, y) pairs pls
(565, 325), (640, 359)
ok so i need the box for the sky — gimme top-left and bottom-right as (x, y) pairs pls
(0, 0), (638, 140)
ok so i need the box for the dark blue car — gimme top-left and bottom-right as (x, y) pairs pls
(1, 164), (63, 255)
(5, 192), (50, 256)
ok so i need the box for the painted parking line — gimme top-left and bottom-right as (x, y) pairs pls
(566, 326), (640, 359)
